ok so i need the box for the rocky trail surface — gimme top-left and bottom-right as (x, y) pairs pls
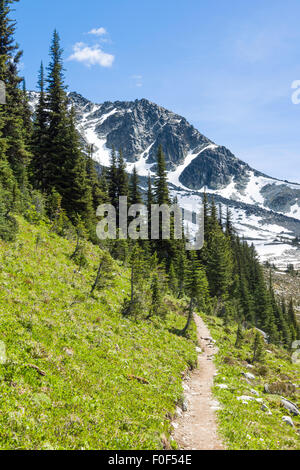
(172, 315), (224, 450)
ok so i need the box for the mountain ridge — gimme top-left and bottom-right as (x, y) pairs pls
(28, 90), (300, 267)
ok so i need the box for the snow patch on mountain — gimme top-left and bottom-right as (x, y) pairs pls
(287, 203), (300, 219)
(202, 172), (290, 207)
(126, 143), (156, 176)
(84, 128), (111, 166)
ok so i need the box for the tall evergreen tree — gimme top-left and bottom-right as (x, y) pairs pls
(129, 166), (142, 205)
(207, 225), (233, 299)
(186, 251), (209, 311)
(288, 298), (300, 340)
(117, 149), (128, 198)
(225, 206), (235, 239)
(30, 62), (48, 191)
(154, 145), (169, 205)
(0, 0), (30, 191)
(61, 107), (94, 227)
(86, 144), (107, 209)
(107, 146), (118, 209)
(147, 173), (154, 239)
(98, 167), (109, 202)
(21, 78), (32, 141)
(44, 29), (69, 192)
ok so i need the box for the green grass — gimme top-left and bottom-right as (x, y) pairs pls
(201, 314), (300, 450)
(0, 217), (197, 450)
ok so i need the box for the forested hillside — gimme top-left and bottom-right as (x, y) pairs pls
(0, 0), (299, 451)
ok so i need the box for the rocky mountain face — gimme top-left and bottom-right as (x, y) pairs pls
(66, 91), (212, 167)
(179, 146), (251, 190)
(28, 90), (300, 267)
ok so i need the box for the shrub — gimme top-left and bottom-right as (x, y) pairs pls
(252, 331), (265, 363)
(255, 364), (269, 377)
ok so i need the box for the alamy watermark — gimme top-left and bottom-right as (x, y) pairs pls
(0, 81), (6, 105)
(96, 197), (204, 251)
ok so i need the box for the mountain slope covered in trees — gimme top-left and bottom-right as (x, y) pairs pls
(27, 91), (300, 269)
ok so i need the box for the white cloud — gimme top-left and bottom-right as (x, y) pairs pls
(88, 27), (107, 36)
(68, 42), (114, 68)
(131, 74), (143, 87)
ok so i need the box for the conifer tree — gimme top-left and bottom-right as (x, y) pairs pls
(207, 223), (233, 299)
(154, 145), (170, 205)
(30, 62), (48, 191)
(147, 272), (166, 319)
(147, 173), (154, 239)
(122, 245), (148, 318)
(186, 251), (209, 311)
(253, 265), (278, 342)
(202, 190), (209, 241)
(177, 250), (187, 298)
(288, 298), (300, 340)
(0, 0), (30, 191)
(252, 331), (265, 363)
(152, 146), (179, 262)
(168, 261), (178, 294)
(235, 323), (243, 348)
(86, 144), (107, 209)
(237, 274), (254, 323)
(129, 166), (142, 205)
(107, 146), (118, 209)
(117, 149), (128, 198)
(21, 78), (32, 141)
(225, 207), (235, 239)
(44, 29), (69, 192)
(147, 173), (154, 211)
(98, 167), (110, 202)
(218, 203), (223, 228)
(62, 107), (94, 227)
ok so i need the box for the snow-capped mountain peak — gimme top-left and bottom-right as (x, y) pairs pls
(28, 90), (300, 267)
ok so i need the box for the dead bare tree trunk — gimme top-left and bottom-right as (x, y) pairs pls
(130, 264), (134, 303)
(179, 298), (194, 336)
(71, 231), (80, 260)
(122, 265), (135, 317)
(90, 260), (104, 295)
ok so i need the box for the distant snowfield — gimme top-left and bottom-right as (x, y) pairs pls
(173, 191), (300, 268)
(202, 171), (300, 211)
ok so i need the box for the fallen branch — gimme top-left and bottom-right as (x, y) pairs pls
(25, 364), (46, 376)
(127, 374), (149, 384)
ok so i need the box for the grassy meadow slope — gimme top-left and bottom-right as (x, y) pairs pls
(0, 217), (197, 450)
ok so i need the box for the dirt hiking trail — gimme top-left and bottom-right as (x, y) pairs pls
(172, 314), (224, 450)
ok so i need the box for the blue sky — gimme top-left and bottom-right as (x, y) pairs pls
(14, 0), (300, 182)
